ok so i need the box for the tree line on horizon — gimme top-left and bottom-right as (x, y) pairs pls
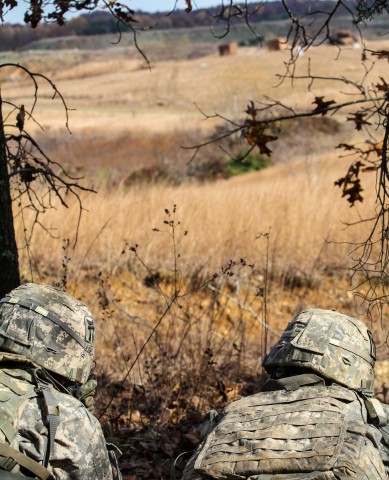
(1, 0), (355, 51)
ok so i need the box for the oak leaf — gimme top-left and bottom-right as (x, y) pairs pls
(335, 161), (365, 206)
(245, 100), (257, 119)
(346, 112), (371, 131)
(336, 143), (355, 151)
(376, 77), (389, 92)
(342, 179), (364, 205)
(256, 133), (278, 155)
(312, 96), (336, 115)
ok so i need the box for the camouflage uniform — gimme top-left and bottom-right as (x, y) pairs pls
(0, 284), (121, 480)
(181, 309), (389, 480)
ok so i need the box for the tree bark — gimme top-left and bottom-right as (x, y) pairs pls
(0, 94), (20, 297)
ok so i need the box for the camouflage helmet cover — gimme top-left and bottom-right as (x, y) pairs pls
(263, 308), (376, 394)
(0, 283), (95, 384)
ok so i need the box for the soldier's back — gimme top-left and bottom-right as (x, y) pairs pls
(0, 365), (113, 479)
(183, 383), (386, 480)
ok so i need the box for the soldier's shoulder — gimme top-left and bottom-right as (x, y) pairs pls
(51, 388), (98, 423)
(52, 389), (107, 453)
(224, 383), (358, 416)
(0, 367), (37, 396)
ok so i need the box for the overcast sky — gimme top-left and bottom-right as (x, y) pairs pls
(5, 0), (254, 24)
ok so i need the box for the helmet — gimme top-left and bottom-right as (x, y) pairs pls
(0, 283), (95, 385)
(263, 308), (376, 394)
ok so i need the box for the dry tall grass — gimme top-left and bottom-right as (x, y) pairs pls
(15, 151), (376, 285)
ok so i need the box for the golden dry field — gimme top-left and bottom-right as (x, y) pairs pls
(2, 38), (389, 478)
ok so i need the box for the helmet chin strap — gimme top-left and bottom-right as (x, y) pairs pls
(34, 367), (73, 395)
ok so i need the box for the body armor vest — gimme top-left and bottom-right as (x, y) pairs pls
(193, 383), (386, 480)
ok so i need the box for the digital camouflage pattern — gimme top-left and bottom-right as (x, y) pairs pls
(0, 284), (121, 479)
(181, 309), (388, 480)
(380, 403), (389, 477)
(182, 380), (388, 480)
(0, 283), (95, 385)
(0, 353), (116, 479)
(263, 309), (376, 393)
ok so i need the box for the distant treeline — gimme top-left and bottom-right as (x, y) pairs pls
(1, 0), (354, 51)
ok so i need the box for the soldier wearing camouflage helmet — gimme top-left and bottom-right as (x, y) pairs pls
(180, 308), (389, 480)
(0, 283), (122, 479)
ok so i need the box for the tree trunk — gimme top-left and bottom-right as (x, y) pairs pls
(0, 94), (20, 297)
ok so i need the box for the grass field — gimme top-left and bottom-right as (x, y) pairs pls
(3, 36), (389, 478)
(6, 39), (387, 282)
(3, 39), (389, 134)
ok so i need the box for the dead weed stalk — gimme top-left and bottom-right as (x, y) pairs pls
(90, 205), (271, 479)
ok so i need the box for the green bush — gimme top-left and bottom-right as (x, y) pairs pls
(226, 150), (271, 176)
(187, 149), (271, 182)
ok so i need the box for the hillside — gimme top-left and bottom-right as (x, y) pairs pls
(2, 39), (387, 158)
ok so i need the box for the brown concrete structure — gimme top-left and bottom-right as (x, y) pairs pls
(266, 38), (288, 51)
(218, 42), (238, 56)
